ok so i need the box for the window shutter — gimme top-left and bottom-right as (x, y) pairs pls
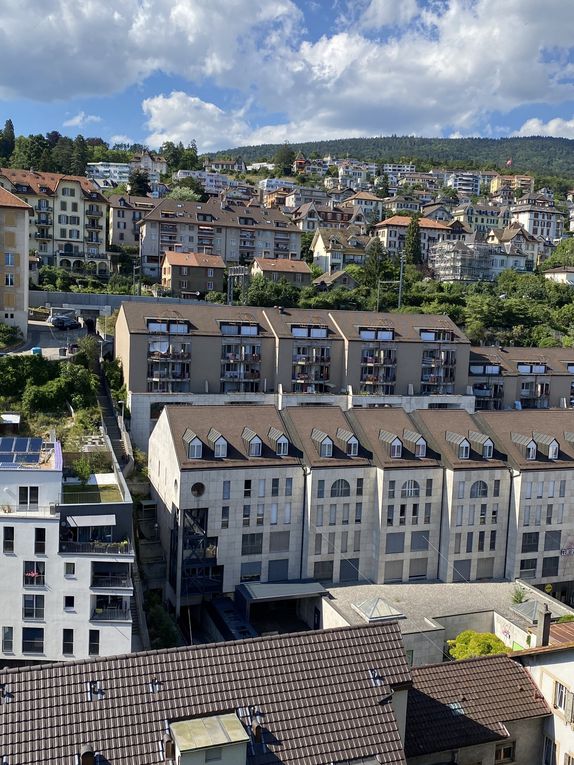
(565, 689), (574, 724)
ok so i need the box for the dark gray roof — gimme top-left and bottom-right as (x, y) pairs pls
(0, 624), (411, 765)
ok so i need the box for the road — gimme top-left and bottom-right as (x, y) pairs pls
(15, 320), (87, 360)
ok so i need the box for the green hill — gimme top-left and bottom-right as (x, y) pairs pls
(211, 135), (574, 179)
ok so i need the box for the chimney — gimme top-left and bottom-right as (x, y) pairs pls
(537, 604), (552, 647)
(80, 744), (95, 765)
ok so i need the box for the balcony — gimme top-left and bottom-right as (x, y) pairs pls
(35, 204), (52, 212)
(35, 217), (52, 226)
(85, 222), (103, 230)
(34, 231), (51, 240)
(59, 540), (134, 556)
(91, 574), (133, 589)
(91, 606), (131, 622)
(87, 207), (103, 216)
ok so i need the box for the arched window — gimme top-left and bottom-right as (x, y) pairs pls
(470, 480), (488, 499)
(401, 480), (420, 498)
(331, 479), (350, 498)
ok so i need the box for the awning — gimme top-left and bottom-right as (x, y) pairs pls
(67, 514), (116, 528)
(236, 581), (326, 604)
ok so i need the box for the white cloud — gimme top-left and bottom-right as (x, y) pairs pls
(513, 115), (574, 138)
(62, 111), (102, 128)
(358, 0), (420, 28)
(110, 134), (135, 146)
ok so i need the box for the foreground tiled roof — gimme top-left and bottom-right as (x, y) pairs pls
(405, 655), (550, 758)
(0, 186), (31, 209)
(0, 624), (411, 765)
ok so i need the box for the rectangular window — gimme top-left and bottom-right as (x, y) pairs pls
(271, 478), (279, 497)
(535, 505), (542, 526)
(355, 503), (362, 523)
(327, 532), (335, 554)
(478, 531), (485, 552)
(88, 629), (100, 656)
(455, 505), (463, 526)
(256, 504), (264, 526)
(493, 479), (500, 497)
(222, 481), (230, 500)
(316, 505), (323, 527)
(63, 595), (75, 611)
(341, 531), (348, 553)
(64, 562), (75, 577)
(425, 478), (433, 497)
(468, 504), (475, 526)
(22, 627), (44, 654)
(495, 742), (515, 764)
(491, 504), (498, 524)
(314, 533), (322, 555)
(554, 681), (567, 711)
(62, 629), (74, 655)
(242, 505), (251, 527)
(466, 532), (473, 553)
(3, 527), (14, 554)
(244, 479), (251, 498)
(543, 737), (556, 765)
(522, 532), (539, 553)
(537, 481), (544, 499)
(560, 480), (566, 498)
(424, 503), (431, 524)
(205, 748), (222, 762)
(284, 503), (291, 524)
(558, 504), (565, 524)
(412, 504), (419, 525)
(399, 505), (406, 526)
(542, 557), (559, 578)
(548, 480), (555, 498)
(2, 626), (12, 653)
(258, 479), (265, 498)
(269, 531), (290, 553)
(329, 504), (337, 525)
(23, 561), (45, 586)
(454, 533), (461, 554)
(388, 480), (395, 499)
(285, 477), (293, 497)
(221, 507), (229, 529)
(353, 531), (361, 552)
(520, 558), (537, 578)
(547, 505), (553, 525)
(317, 480), (325, 499)
(241, 533), (263, 556)
(23, 594), (44, 620)
(524, 505), (531, 526)
(387, 505), (394, 527)
(342, 504), (350, 525)
(490, 530), (497, 551)
(34, 528), (46, 555)
(457, 481), (465, 499)
(525, 481), (532, 499)
(356, 478), (363, 496)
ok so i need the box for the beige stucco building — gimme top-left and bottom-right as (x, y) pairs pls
(0, 187), (30, 337)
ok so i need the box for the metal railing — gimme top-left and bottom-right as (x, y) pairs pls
(91, 607), (132, 621)
(59, 540), (134, 555)
(91, 574), (133, 589)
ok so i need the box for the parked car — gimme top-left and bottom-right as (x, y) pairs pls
(49, 315), (80, 330)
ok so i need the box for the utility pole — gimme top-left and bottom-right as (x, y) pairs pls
(227, 265), (249, 305)
(376, 253), (406, 311)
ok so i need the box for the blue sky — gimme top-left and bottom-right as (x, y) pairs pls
(1, 0), (574, 152)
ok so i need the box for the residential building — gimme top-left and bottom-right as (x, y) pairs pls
(343, 191), (385, 221)
(251, 257), (312, 286)
(204, 156), (247, 174)
(420, 202), (453, 221)
(311, 226), (370, 273)
(491, 174), (535, 195)
(0, 168), (109, 273)
(452, 202), (511, 234)
(291, 201), (359, 232)
(257, 178), (297, 193)
(161, 251), (225, 297)
(107, 194), (157, 248)
(283, 187), (329, 208)
(313, 269), (359, 290)
(173, 170), (233, 195)
(0, 431), (133, 663)
(382, 162), (416, 175)
(0, 187), (30, 337)
(86, 162), (131, 185)
(382, 195), (421, 216)
(129, 150), (167, 182)
(374, 215), (451, 259)
(398, 171), (440, 191)
(511, 193), (564, 241)
(114, 303), (471, 447)
(486, 222), (539, 270)
(138, 197), (301, 277)
(429, 240), (495, 282)
(446, 171), (481, 196)
(338, 162), (371, 190)
(544, 266), (574, 285)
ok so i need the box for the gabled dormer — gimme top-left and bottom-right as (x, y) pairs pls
(533, 432), (559, 460)
(182, 428), (202, 459)
(447, 431), (470, 460)
(242, 427), (262, 457)
(336, 427), (359, 457)
(379, 430), (402, 459)
(311, 428), (333, 458)
(469, 430), (494, 459)
(403, 429), (427, 458)
(268, 426), (289, 457)
(511, 432), (537, 461)
(208, 428), (227, 459)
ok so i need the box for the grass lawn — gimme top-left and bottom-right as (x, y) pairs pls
(62, 483), (122, 504)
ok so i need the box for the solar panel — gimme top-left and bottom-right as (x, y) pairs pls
(28, 438), (43, 453)
(0, 438), (14, 452)
(0, 453), (15, 462)
(19, 454), (40, 464)
(13, 438), (29, 452)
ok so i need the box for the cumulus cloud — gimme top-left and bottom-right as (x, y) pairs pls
(357, 0), (420, 29)
(62, 111), (102, 128)
(514, 115), (574, 138)
(110, 134), (135, 146)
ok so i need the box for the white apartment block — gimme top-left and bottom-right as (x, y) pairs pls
(0, 433), (133, 664)
(382, 163), (416, 175)
(0, 187), (30, 338)
(148, 403), (574, 616)
(446, 172), (481, 196)
(86, 162), (131, 184)
(511, 199), (564, 242)
(173, 170), (233, 195)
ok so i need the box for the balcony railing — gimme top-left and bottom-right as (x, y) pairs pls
(91, 575), (133, 589)
(59, 540), (134, 555)
(85, 223), (103, 230)
(91, 607), (131, 621)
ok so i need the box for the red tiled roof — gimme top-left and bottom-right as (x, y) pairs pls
(163, 251), (225, 269)
(376, 216), (449, 230)
(0, 186), (31, 209)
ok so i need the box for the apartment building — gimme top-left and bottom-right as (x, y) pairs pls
(0, 187), (30, 337)
(429, 240), (531, 282)
(290, 201), (362, 232)
(172, 170), (233, 195)
(511, 195), (564, 241)
(107, 194), (157, 248)
(114, 303), (471, 447)
(0, 432), (133, 664)
(250, 257), (312, 286)
(86, 162), (131, 185)
(469, 346), (574, 411)
(311, 226), (370, 273)
(374, 216), (451, 259)
(130, 150), (167, 181)
(138, 197), (301, 277)
(485, 222), (539, 271)
(343, 191), (385, 221)
(161, 251), (225, 297)
(381, 195), (421, 216)
(452, 202), (511, 234)
(491, 174), (535, 195)
(0, 168), (109, 273)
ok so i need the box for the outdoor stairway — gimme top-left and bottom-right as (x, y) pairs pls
(97, 371), (128, 464)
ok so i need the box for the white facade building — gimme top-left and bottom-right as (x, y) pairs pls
(86, 162), (131, 184)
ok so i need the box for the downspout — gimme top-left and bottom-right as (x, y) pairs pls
(436, 466), (446, 580)
(503, 467), (515, 579)
(300, 466), (310, 579)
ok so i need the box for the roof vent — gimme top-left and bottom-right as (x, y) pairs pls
(163, 733), (175, 761)
(80, 744), (95, 765)
(149, 677), (162, 693)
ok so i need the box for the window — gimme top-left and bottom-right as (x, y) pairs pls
(542, 557), (559, 578)
(255, 504), (264, 526)
(64, 595), (75, 611)
(272, 478), (279, 497)
(468, 505), (475, 525)
(222, 481), (230, 500)
(23, 561), (45, 586)
(386, 533), (405, 554)
(270, 503), (278, 525)
(5, 273), (14, 288)
(356, 478), (363, 496)
(457, 480), (465, 499)
(320, 440), (332, 458)
(34, 528), (46, 555)
(244, 480), (251, 498)
(221, 507), (229, 529)
(425, 478), (433, 497)
(347, 439), (359, 457)
(470, 480), (488, 498)
(314, 533), (322, 555)
(390, 441), (402, 459)
(483, 442), (493, 459)
(466, 532), (473, 553)
(331, 479), (350, 498)
(257, 479), (265, 498)
(493, 479), (500, 498)
(329, 504), (337, 525)
(416, 441), (427, 459)
(284, 503), (291, 524)
(560, 479), (566, 497)
(412, 504), (419, 525)
(554, 681), (567, 711)
(4, 253), (14, 266)
(62, 629), (74, 655)
(549, 442), (559, 460)
(341, 531), (348, 553)
(544, 737), (557, 765)
(401, 480), (420, 498)
(65, 562), (75, 577)
(455, 506), (463, 526)
(519, 559), (537, 578)
(313, 561), (333, 581)
(276, 438), (288, 456)
(478, 531), (485, 552)
(23, 594), (44, 619)
(454, 533), (461, 554)
(399, 505), (406, 526)
(526, 442), (537, 461)
(269, 531), (290, 553)
(214, 440), (227, 459)
(411, 531), (429, 552)
(353, 531), (361, 552)
(388, 480), (395, 499)
(285, 477), (293, 496)
(88, 629), (100, 656)
(248, 438), (262, 457)
(241, 533), (263, 556)
(495, 742), (515, 764)
(458, 443), (470, 459)
(387, 505), (394, 526)
(522, 532), (539, 553)
(3, 527), (14, 554)
(2, 626), (12, 653)
(22, 627), (44, 654)
(242, 505), (251, 527)
(317, 480), (325, 499)
(342, 504), (350, 525)
(424, 503), (431, 524)
(187, 439), (202, 459)
(490, 530), (497, 550)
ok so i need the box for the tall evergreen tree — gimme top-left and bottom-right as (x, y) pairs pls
(362, 237), (387, 288)
(404, 216), (422, 266)
(9, 136), (31, 169)
(70, 134), (88, 176)
(0, 119), (15, 161)
(128, 168), (151, 196)
(51, 136), (74, 173)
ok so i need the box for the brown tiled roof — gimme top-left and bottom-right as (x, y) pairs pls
(163, 251), (225, 269)
(470, 346), (574, 376)
(406, 655), (550, 758)
(253, 258), (311, 274)
(107, 193), (157, 209)
(0, 624), (411, 765)
(375, 216), (449, 230)
(0, 167), (106, 201)
(549, 622), (574, 644)
(0, 186), (31, 209)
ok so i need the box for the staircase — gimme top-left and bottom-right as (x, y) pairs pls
(97, 371), (128, 464)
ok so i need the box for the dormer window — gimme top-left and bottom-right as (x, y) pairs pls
(458, 442), (470, 460)
(347, 438), (359, 457)
(549, 442), (559, 460)
(276, 436), (289, 456)
(390, 439), (402, 459)
(415, 440), (427, 458)
(249, 438), (262, 457)
(526, 442), (537, 461)
(483, 443), (493, 459)
(320, 440), (333, 458)
(187, 438), (202, 460)
(213, 438), (227, 459)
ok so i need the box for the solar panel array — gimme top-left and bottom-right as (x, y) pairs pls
(0, 437), (43, 467)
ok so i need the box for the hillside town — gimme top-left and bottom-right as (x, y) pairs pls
(3, 126), (574, 763)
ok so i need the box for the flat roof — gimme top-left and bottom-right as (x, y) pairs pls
(170, 714), (249, 752)
(237, 581), (327, 602)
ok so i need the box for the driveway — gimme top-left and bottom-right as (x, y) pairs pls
(13, 320), (87, 360)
